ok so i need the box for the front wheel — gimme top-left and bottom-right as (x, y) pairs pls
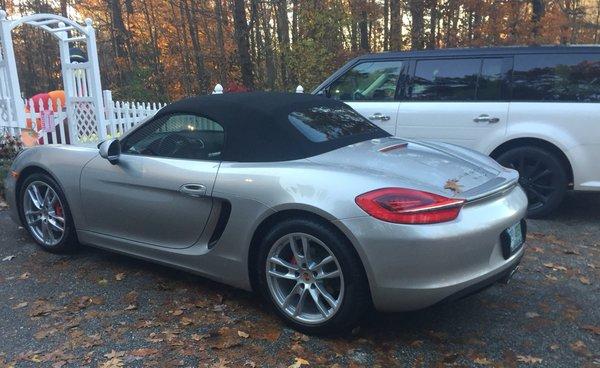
(19, 173), (77, 253)
(256, 218), (370, 335)
(496, 146), (568, 218)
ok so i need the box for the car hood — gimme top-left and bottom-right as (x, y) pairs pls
(308, 137), (519, 200)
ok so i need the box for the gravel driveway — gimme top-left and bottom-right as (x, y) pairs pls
(0, 192), (599, 368)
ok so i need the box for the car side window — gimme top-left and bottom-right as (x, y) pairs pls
(410, 58), (481, 101)
(477, 58), (505, 101)
(328, 61), (403, 101)
(121, 114), (224, 161)
(512, 53), (600, 102)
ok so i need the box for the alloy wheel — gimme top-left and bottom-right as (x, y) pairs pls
(266, 233), (344, 325)
(503, 155), (558, 212)
(23, 181), (66, 247)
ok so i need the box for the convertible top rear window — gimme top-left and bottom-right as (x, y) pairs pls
(288, 106), (381, 143)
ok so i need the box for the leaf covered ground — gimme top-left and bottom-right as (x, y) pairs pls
(0, 192), (599, 367)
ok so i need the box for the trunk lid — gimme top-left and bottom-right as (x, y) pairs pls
(309, 137), (518, 200)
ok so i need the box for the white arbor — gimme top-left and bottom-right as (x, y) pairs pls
(0, 10), (106, 143)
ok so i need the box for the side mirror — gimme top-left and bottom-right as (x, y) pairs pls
(98, 139), (121, 165)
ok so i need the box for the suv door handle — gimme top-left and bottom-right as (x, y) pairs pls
(368, 113), (391, 121)
(180, 184), (207, 197)
(473, 114), (500, 124)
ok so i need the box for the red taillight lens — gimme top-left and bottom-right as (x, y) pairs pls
(355, 188), (465, 224)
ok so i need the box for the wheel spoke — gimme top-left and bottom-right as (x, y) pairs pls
(526, 159), (542, 177)
(309, 288), (328, 317)
(301, 236), (311, 265)
(282, 283), (302, 308)
(48, 218), (64, 232)
(315, 283), (337, 308)
(310, 255), (334, 271)
(528, 186), (548, 204)
(27, 187), (42, 210)
(269, 256), (299, 272)
(41, 221), (50, 244)
(531, 168), (551, 182)
(28, 217), (42, 225)
(317, 269), (341, 280)
(49, 213), (65, 224)
(268, 269), (297, 280)
(294, 286), (308, 317)
(25, 209), (42, 216)
(288, 236), (303, 265)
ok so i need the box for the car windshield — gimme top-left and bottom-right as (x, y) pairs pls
(288, 105), (383, 143)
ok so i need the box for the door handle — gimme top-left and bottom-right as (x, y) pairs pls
(473, 114), (500, 124)
(368, 113), (391, 121)
(179, 184), (207, 197)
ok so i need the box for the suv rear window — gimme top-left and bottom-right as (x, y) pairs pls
(513, 54), (600, 102)
(288, 106), (383, 143)
(410, 58), (505, 101)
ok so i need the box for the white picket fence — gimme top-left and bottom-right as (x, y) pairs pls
(2, 84), (304, 146)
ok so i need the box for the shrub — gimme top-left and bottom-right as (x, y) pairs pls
(0, 133), (24, 200)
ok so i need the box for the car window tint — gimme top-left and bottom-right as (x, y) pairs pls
(477, 58), (504, 101)
(328, 61), (402, 101)
(513, 54), (600, 102)
(411, 58), (480, 101)
(121, 114), (224, 160)
(289, 106), (381, 142)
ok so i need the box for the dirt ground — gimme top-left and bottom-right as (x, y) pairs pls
(0, 192), (599, 367)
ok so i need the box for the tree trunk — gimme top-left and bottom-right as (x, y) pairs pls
(408, 0), (424, 50)
(275, 0), (291, 87)
(359, 1), (369, 51)
(261, 2), (276, 89)
(214, 0), (228, 87)
(389, 0), (402, 50)
(233, 0), (255, 89)
(531, 0), (545, 39)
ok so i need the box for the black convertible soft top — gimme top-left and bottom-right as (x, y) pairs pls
(154, 92), (389, 162)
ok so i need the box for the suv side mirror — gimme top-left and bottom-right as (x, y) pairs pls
(98, 139), (121, 165)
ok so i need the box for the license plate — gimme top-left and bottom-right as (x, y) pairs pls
(501, 220), (525, 259)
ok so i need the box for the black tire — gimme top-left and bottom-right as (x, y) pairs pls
(19, 173), (77, 253)
(496, 146), (568, 218)
(256, 218), (371, 335)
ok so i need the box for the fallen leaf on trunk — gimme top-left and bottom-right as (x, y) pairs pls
(444, 179), (463, 193)
(473, 356), (493, 365)
(2, 255), (15, 261)
(115, 273), (125, 281)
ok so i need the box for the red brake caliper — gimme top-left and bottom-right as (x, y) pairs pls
(54, 202), (63, 217)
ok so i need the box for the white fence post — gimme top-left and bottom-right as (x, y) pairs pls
(296, 85), (304, 93)
(212, 83), (223, 94)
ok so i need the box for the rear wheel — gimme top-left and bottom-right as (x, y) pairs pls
(19, 173), (77, 253)
(496, 146), (567, 218)
(256, 218), (370, 335)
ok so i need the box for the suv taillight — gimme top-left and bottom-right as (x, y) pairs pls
(355, 188), (465, 224)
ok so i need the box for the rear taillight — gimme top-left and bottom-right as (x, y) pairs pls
(355, 188), (465, 224)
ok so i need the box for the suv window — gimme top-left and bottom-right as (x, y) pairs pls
(288, 105), (383, 142)
(411, 58), (481, 101)
(328, 61), (403, 101)
(513, 53), (600, 102)
(121, 114), (224, 160)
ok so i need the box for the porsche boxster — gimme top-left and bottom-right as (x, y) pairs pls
(4, 92), (527, 334)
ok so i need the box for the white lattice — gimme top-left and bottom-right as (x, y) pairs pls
(73, 102), (98, 140)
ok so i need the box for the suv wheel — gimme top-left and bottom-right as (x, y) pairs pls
(256, 218), (370, 335)
(496, 146), (567, 218)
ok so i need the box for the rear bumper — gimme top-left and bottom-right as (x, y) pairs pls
(335, 185), (528, 312)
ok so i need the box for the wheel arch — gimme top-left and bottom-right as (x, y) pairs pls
(247, 208), (372, 300)
(489, 138), (574, 187)
(15, 165), (60, 216)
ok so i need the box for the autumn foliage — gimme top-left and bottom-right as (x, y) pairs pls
(6, 0), (600, 101)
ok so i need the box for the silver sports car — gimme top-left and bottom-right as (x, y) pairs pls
(4, 92), (527, 334)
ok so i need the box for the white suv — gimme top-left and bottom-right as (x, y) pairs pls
(314, 46), (600, 217)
